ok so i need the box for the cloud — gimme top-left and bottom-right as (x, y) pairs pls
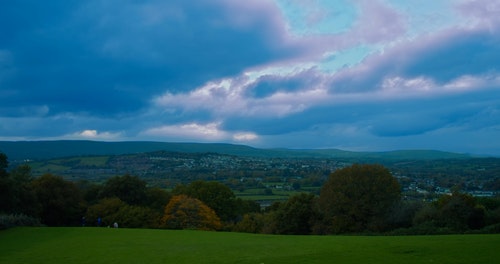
(233, 132), (259, 142)
(350, 0), (406, 43)
(0, 0), (303, 118)
(1, 0), (500, 155)
(457, 0), (500, 31)
(153, 69), (332, 121)
(142, 122), (259, 143)
(70, 129), (122, 140)
(0, 105), (49, 118)
(80, 130), (98, 137)
(145, 122), (226, 141)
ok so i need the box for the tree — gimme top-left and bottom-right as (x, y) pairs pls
(6, 164), (39, 216)
(86, 197), (127, 227)
(31, 174), (84, 226)
(477, 197), (500, 227)
(172, 181), (236, 221)
(0, 153), (11, 213)
(413, 191), (486, 232)
(0, 152), (8, 178)
(76, 180), (102, 206)
(115, 205), (161, 228)
(161, 195), (221, 231)
(233, 198), (261, 217)
(99, 175), (147, 205)
(319, 164), (401, 233)
(86, 197), (161, 228)
(438, 192), (485, 230)
(386, 200), (424, 230)
(146, 187), (172, 213)
(273, 193), (319, 235)
(233, 213), (265, 233)
(0, 163), (38, 216)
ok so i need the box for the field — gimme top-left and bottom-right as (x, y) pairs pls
(1, 228), (499, 264)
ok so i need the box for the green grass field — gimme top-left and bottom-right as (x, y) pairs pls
(0, 227), (498, 264)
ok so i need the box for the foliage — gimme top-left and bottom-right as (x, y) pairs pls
(99, 175), (148, 205)
(76, 180), (102, 205)
(1, 150), (499, 234)
(413, 191), (486, 232)
(4, 164), (39, 216)
(0, 176), (11, 213)
(0, 214), (42, 230)
(388, 222), (455, 235)
(233, 213), (266, 233)
(86, 197), (127, 227)
(272, 193), (320, 235)
(161, 195), (222, 231)
(233, 198), (261, 217)
(479, 223), (500, 234)
(0, 156), (38, 216)
(115, 205), (162, 228)
(145, 187), (172, 213)
(0, 152), (7, 177)
(31, 174), (84, 226)
(437, 192), (485, 230)
(386, 200), (425, 230)
(173, 181), (237, 221)
(319, 164), (401, 233)
(480, 197), (500, 227)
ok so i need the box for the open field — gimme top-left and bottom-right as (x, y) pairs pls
(1, 227), (499, 264)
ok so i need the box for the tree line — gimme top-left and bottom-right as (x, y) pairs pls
(1, 152), (499, 234)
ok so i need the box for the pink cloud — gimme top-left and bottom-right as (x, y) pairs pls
(457, 0), (500, 31)
(351, 0), (407, 43)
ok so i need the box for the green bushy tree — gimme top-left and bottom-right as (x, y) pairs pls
(86, 197), (126, 227)
(99, 175), (147, 206)
(413, 191), (486, 232)
(31, 174), (84, 226)
(173, 181), (237, 221)
(233, 213), (265, 233)
(273, 193), (319, 235)
(319, 164), (401, 233)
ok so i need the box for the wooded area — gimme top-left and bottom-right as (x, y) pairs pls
(1, 152), (499, 234)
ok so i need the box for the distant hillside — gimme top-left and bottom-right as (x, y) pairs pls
(0, 140), (270, 161)
(0, 140), (471, 161)
(291, 149), (471, 161)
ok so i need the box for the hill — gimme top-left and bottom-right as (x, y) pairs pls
(0, 140), (267, 161)
(0, 140), (471, 161)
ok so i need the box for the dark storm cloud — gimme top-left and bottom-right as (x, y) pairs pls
(0, 0), (300, 117)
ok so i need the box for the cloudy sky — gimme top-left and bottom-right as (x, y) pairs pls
(1, 0), (499, 155)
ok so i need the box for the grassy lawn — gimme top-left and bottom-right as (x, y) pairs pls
(235, 188), (305, 202)
(76, 156), (109, 166)
(28, 156), (110, 176)
(236, 195), (288, 201)
(1, 227), (499, 264)
(30, 163), (71, 174)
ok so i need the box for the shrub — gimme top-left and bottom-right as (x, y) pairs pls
(233, 213), (265, 233)
(161, 195), (222, 231)
(0, 214), (42, 230)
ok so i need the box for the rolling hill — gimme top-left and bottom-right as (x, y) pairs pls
(0, 140), (471, 161)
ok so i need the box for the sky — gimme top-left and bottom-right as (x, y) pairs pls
(1, 0), (500, 155)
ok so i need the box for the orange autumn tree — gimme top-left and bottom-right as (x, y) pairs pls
(161, 195), (222, 231)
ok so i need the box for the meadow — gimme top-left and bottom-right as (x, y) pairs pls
(1, 227), (498, 264)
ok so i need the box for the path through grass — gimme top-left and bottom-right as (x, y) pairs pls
(0, 227), (498, 264)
